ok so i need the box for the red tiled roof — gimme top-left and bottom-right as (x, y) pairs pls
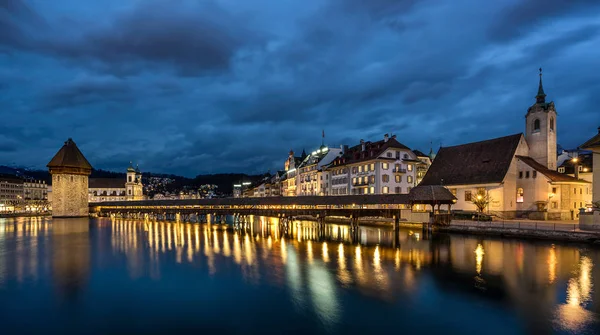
(516, 156), (589, 183)
(330, 137), (410, 166)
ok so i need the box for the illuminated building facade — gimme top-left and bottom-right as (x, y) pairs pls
(326, 134), (426, 195)
(421, 71), (591, 219)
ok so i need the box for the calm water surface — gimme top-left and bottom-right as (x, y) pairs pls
(1, 216), (599, 334)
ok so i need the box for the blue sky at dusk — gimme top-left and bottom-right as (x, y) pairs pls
(1, 0), (599, 176)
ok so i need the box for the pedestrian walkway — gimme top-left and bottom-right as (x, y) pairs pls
(451, 219), (581, 232)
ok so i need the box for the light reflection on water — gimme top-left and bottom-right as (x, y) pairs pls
(0, 216), (599, 334)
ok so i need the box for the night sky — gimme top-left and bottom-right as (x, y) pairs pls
(1, 0), (599, 177)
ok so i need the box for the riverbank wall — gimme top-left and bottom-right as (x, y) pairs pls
(0, 213), (51, 218)
(436, 225), (600, 245)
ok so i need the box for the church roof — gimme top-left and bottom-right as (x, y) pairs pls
(89, 178), (125, 189)
(581, 128), (600, 149)
(516, 156), (589, 183)
(420, 133), (523, 186)
(47, 138), (92, 170)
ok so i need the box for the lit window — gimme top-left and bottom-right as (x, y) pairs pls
(407, 176), (413, 183)
(558, 167), (565, 173)
(382, 175), (389, 182)
(465, 191), (472, 202)
(517, 188), (524, 203)
(369, 187), (375, 194)
(370, 163), (375, 171)
(450, 188), (457, 196)
(407, 164), (413, 172)
(395, 175), (401, 182)
(382, 186), (389, 194)
(382, 163), (389, 170)
(578, 166), (583, 172)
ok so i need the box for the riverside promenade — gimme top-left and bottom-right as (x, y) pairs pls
(440, 218), (600, 244)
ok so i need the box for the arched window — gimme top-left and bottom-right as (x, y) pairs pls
(533, 119), (540, 132)
(550, 117), (555, 131)
(128, 189), (131, 195)
(128, 176), (132, 182)
(517, 188), (524, 203)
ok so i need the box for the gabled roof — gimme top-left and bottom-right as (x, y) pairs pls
(420, 134), (523, 186)
(409, 185), (456, 204)
(89, 178), (125, 189)
(413, 149), (427, 157)
(516, 156), (589, 183)
(581, 128), (600, 149)
(330, 137), (411, 167)
(47, 138), (93, 170)
(558, 152), (593, 174)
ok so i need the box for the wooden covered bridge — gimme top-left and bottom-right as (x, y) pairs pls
(90, 185), (456, 227)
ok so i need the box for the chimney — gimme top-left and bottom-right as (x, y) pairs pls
(391, 134), (397, 139)
(384, 134), (389, 142)
(360, 139), (365, 152)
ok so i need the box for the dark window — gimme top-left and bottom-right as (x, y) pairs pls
(533, 171), (537, 178)
(525, 171), (530, 178)
(465, 191), (472, 202)
(533, 119), (540, 132)
(550, 117), (555, 131)
(519, 171), (523, 179)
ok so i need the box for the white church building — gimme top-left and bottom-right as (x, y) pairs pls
(420, 70), (591, 220)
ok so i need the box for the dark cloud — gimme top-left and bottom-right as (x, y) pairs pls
(488, 0), (600, 41)
(1, 0), (599, 176)
(39, 76), (133, 111)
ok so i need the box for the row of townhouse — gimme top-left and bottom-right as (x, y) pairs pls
(245, 134), (433, 197)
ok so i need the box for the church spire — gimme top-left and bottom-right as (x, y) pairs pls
(536, 67), (546, 103)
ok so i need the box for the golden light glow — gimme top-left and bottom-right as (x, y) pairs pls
(322, 242), (330, 263)
(475, 244), (485, 275)
(548, 245), (557, 284)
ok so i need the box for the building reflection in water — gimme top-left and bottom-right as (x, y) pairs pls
(2, 215), (600, 332)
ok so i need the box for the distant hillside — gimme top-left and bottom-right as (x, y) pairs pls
(0, 165), (268, 196)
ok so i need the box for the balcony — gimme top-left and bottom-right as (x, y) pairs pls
(393, 168), (407, 173)
(352, 180), (369, 186)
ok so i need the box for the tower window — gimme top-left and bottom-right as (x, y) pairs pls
(533, 119), (541, 132)
(550, 117), (555, 131)
(128, 176), (132, 182)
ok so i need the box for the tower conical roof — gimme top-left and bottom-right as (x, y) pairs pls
(47, 138), (92, 171)
(536, 68), (546, 103)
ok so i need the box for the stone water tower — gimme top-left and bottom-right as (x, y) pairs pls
(47, 138), (93, 217)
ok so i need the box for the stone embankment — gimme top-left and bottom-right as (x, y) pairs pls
(437, 225), (600, 245)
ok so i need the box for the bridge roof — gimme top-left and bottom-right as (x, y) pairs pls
(92, 194), (412, 207)
(92, 187), (456, 208)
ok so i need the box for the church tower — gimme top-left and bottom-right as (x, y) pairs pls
(47, 138), (93, 217)
(525, 68), (557, 170)
(125, 162), (143, 200)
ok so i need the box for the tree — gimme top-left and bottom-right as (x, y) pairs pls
(471, 194), (491, 213)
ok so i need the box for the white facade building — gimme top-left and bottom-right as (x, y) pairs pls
(326, 134), (427, 195)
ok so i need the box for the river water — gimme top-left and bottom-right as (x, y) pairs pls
(0, 216), (599, 334)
